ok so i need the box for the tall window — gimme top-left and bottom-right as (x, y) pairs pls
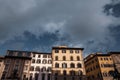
(32, 59), (35, 63)
(36, 59), (41, 63)
(55, 56), (58, 60)
(63, 70), (67, 75)
(70, 63), (75, 68)
(47, 67), (51, 72)
(42, 73), (45, 80)
(78, 70), (82, 76)
(38, 55), (41, 58)
(70, 56), (73, 61)
(77, 63), (82, 68)
(77, 56), (80, 61)
(70, 70), (75, 75)
(55, 63), (59, 68)
(30, 66), (34, 71)
(41, 67), (46, 72)
(63, 56), (66, 60)
(35, 66), (40, 71)
(62, 63), (67, 68)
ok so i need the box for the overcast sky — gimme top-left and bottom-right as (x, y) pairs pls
(0, 0), (120, 56)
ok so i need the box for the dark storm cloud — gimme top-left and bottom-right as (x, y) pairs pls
(0, 0), (120, 56)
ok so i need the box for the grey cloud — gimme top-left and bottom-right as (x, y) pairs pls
(0, 0), (119, 55)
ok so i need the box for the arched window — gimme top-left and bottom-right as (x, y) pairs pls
(42, 59), (47, 64)
(63, 56), (66, 60)
(48, 60), (52, 64)
(36, 59), (41, 63)
(77, 63), (82, 68)
(55, 56), (58, 60)
(41, 67), (46, 72)
(70, 63), (75, 68)
(62, 63), (67, 68)
(47, 67), (51, 72)
(30, 66), (34, 71)
(55, 63), (59, 68)
(35, 66), (40, 71)
(78, 70), (82, 76)
(30, 73), (33, 80)
(70, 70), (75, 76)
(77, 56), (80, 61)
(63, 70), (67, 75)
(32, 59), (35, 63)
(70, 56), (73, 61)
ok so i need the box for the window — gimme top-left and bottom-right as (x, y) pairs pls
(75, 50), (79, 53)
(35, 66), (40, 71)
(30, 66), (34, 71)
(48, 74), (51, 80)
(70, 63), (75, 68)
(24, 66), (28, 70)
(55, 49), (59, 53)
(62, 50), (66, 53)
(101, 58), (103, 60)
(41, 67), (46, 72)
(38, 55), (41, 58)
(63, 56), (66, 60)
(42, 73), (45, 80)
(70, 56), (73, 61)
(77, 63), (82, 68)
(55, 56), (58, 60)
(63, 77), (66, 80)
(36, 59), (41, 63)
(63, 70), (67, 75)
(70, 50), (73, 53)
(62, 63), (67, 68)
(48, 60), (52, 64)
(33, 54), (35, 57)
(32, 59), (35, 63)
(35, 73), (39, 80)
(78, 70), (82, 76)
(70, 70), (75, 75)
(55, 63), (59, 68)
(77, 56), (80, 61)
(48, 55), (51, 58)
(43, 55), (47, 58)
(42, 59), (47, 64)
(47, 67), (51, 72)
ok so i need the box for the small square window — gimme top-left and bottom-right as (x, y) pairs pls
(70, 50), (73, 53)
(62, 50), (66, 53)
(55, 50), (59, 53)
(75, 50), (79, 53)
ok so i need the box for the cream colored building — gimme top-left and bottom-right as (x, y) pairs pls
(0, 56), (5, 79)
(52, 46), (86, 80)
(30, 52), (52, 80)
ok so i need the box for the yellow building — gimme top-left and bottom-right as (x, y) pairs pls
(84, 53), (114, 80)
(52, 46), (86, 80)
(0, 56), (5, 79)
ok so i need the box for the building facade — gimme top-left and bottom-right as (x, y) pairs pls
(109, 52), (120, 79)
(52, 46), (86, 80)
(0, 56), (5, 79)
(84, 53), (114, 80)
(1, 50), (32, 80)
(29, 52), (52, 80)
